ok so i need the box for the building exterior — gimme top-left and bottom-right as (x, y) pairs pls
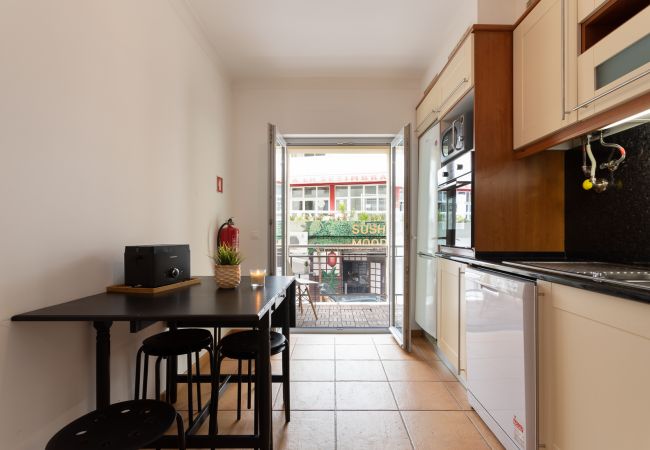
(288, 150), (390, 301)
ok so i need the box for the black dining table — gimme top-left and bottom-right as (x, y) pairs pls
(11, 275), (296, 450)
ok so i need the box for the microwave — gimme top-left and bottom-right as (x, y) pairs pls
(440, 113), (473, 164)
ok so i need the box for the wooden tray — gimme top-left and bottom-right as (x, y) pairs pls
(106, 277), (201, 295)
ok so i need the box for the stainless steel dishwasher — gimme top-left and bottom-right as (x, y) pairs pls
(464, 268), (537, 450)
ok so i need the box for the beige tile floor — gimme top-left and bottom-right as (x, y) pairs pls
(169, 333), (504, 450)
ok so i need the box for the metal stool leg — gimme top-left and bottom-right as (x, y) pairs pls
(247, 359), (252, 410)
(186, 352), (194, 427)
(209, 349), (221, 449)
(134, 347), (143, 400)
(155, 356), (163, 401)
(195, 350), (202, 412)
(176, 412), (186, 450)
(142, 355), (149, 400)
(237, 359), (242, 420)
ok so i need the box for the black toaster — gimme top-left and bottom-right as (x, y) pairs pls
(124, 245), (190, 288)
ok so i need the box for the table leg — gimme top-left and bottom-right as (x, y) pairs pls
(258, 310), (272, 450)
(282, 286), (291, 423)
(288, 280), (296, 327)
(93, 321), (113, 409)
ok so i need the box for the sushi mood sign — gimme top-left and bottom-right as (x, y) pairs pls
(305, 220), (387, 245)
(351, 223), (386, 245)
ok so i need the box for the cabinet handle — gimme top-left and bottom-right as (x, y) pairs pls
(418, 76), (469, 133)
(479, 284), (500, 296)
(415, 108), (440, 133)
(439, 78), (469, 112)
(570, 68), (650, 111)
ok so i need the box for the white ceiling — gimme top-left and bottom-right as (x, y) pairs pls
(186, 0), (477, 79)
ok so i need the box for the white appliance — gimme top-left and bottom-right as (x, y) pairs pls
(464, 268), (537, 450)
(414, 123), (440, 337)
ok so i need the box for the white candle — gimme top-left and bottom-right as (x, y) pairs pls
(250, 269), (266, 287)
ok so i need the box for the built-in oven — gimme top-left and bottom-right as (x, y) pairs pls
(437, 151), (472, 254)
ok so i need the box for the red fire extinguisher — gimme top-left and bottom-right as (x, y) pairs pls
(217, 217), (239, 250)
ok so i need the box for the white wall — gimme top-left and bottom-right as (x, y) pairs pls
(477, 0), (527, 24)
(420, 0), (528, 91)
(419, 0), (478, 92)
(0, 1), (231, 448)
(230, 77), (420, 271)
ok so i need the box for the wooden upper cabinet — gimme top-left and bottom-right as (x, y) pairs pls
(513, 0), (578, 149)
(438, 35), (474, 119)
(415, 81), (441, 136)
(577, 5), (650, 120)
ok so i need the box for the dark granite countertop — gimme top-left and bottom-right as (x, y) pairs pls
(436, 253), (650, 305)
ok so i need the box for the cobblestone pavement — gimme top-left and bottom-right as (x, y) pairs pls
(296, 301), (389, 328)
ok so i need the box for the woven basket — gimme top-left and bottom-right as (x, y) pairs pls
(214, 264), (241, 289)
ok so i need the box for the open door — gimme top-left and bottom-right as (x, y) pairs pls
(268, 124), (288, 276)
(389, 124), (412, 350)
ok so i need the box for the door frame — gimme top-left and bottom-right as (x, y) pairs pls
(268, 123), (288, 275)
(269, 130), (411, 342)
(388, 124), (412, 351)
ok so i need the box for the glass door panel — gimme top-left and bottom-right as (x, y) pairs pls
(389, 124), (411, 350)
(269, 124), (287, 276)
(455, 182), (472, 248)
(437, 189), (448, 247)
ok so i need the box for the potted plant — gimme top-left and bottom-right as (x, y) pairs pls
(213, 244), (243, 288)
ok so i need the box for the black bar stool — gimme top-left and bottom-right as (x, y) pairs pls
(211, 330), (290, 435)
(134, 328), (216, 430)
(46, 399), (185, 450)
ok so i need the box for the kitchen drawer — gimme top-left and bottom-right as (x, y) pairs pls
(438, 35), (473, 119)
(577, 6), (650, 120)
(416, 82), (441, 136)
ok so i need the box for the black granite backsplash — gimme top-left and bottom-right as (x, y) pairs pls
(565, 122), (650, 263)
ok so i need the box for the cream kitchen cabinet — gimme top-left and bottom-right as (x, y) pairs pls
(416, 34), (473, 136)
(513, 0), (578, 149)
(436, 257), (466, 375)
(438, 35), (473, 119)
(415, 82), (441, 136)
(538, 282), (650, 450)
(577, 6), (650, 120)
(578, 0), (606, 22)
